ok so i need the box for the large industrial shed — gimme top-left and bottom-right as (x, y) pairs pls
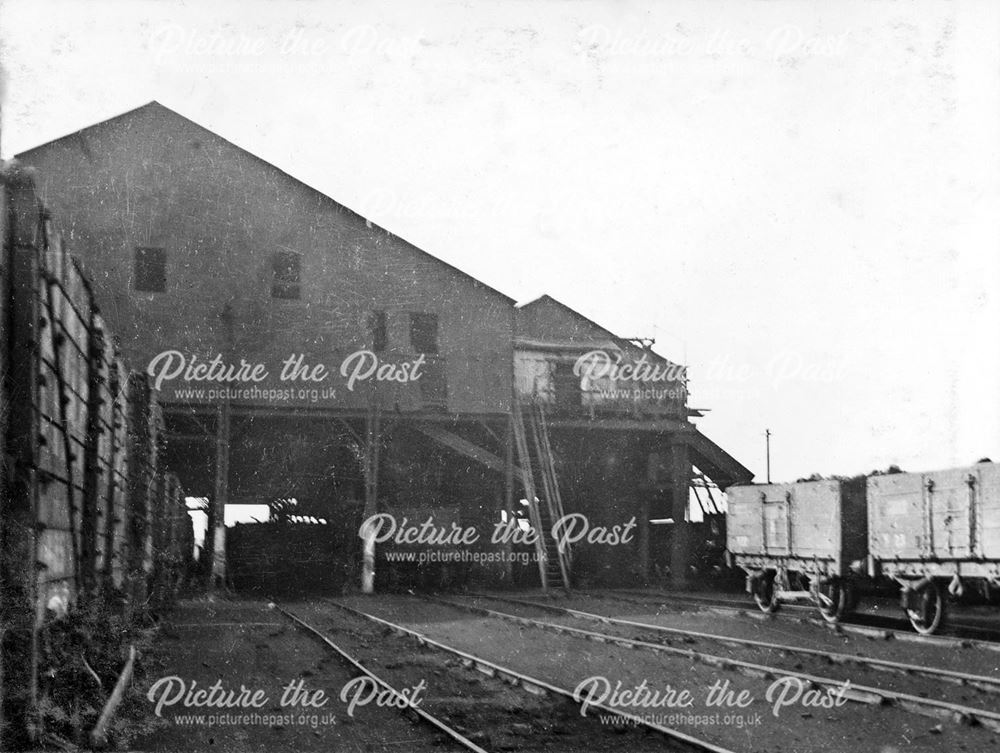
(16, 101), (751, 592)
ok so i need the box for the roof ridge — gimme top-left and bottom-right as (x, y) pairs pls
(16, 100), (516, 304)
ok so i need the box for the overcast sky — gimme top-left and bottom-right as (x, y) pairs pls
(1, 0), (998, 482)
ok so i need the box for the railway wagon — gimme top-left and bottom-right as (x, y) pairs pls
(868, 462), (1000, 634)
(726, 477), (867, 622)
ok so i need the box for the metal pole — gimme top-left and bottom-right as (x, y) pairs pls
(765, 428), (771, 483)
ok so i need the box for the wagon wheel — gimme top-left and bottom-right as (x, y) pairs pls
(905, 580), (946, 635)
(753, 574), (780, 614)
(817, 579), (850, 624)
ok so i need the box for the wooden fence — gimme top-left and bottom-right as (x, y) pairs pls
(1, 162), (192, 748)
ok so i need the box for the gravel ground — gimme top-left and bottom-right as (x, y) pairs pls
(550, 590), (1000, 680)
(118, 592), (1000, 752)
(286, 598), (694, 752)
(602, 587), (1000, 636)
(125, 597), (472, 752)
(439, 593), (1000, 713)
(329, 593), (1000, 753)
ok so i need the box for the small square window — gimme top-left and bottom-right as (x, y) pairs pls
(369, 310), (388, 352)
(271, 251), (301, 299)
(409, 313), (439, 354)
(553, 361), (582, 408)
(135, 247), (166, 292)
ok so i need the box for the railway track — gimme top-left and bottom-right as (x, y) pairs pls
(273, 603), (489, 753)
(457, 592), (1000, 693)
(602, 589), (1000, 650)
(310, 597), (740, 753)
(432, 592), (1000, 732)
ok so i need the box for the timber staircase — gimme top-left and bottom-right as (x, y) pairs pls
(511, 400), (571, 590)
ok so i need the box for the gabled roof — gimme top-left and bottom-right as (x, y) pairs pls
(516, 293), (680, 365)
(17, 100), (515, 305)
(516, 294), (617, 337)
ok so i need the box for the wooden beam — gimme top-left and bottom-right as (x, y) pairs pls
(637, 493), (650, 581)
(162, 402), (510, 423)
(2, 177), (43, 748)
(361, 403), (381, 594)
(413, 423), (527, 485)
(543, 417), (689, 433)
(207, 402), (229, 588)
(670, 441), (692, 588)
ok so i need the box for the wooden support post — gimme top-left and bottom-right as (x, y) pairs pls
(701, 476), (722, 515)
(81, 316), (105, 602)
(691, 480), (710, 517)
(0, 180), (8, 747)
(208, 402), (229, 589)
(1, 171), (42, 748)
(101, 365), (122, 587)
(637, 494), (650, 581)
(669, 440), (692, 588)
(124, 376), (149, 623)
(361, 405), (381, 594)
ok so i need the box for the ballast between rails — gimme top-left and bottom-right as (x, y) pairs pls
(272, 603), (490, 753)
(461, 591), (1000, 693)
(427, 593), (1000, 731)
(319, 598), (739, 753)
(603, 589), (1000, 653)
